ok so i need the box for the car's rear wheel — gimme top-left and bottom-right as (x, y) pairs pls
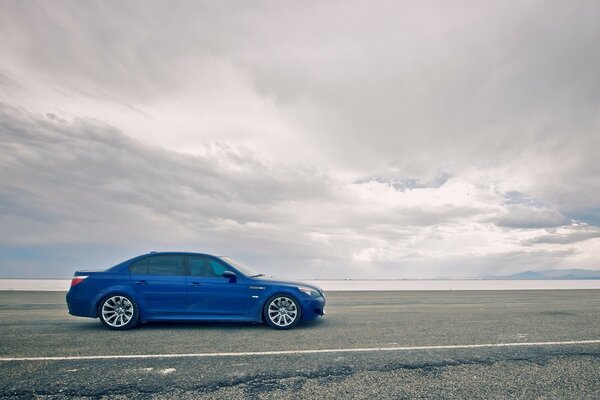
(98, 295), (139, 330)
(264, 295), (301, 330)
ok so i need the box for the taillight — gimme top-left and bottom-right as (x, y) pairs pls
(71, 276), (88, 287)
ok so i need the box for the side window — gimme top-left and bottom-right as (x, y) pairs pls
(188, 256), (229, 278)
(209, 259), (228, 276)
(147, 255), (185, 276)
(129, 258), (149, 275)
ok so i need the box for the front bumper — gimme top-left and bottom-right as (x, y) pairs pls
(300, 295), (326, 321)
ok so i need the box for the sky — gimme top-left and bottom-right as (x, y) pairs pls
(0, 1), (599, 279)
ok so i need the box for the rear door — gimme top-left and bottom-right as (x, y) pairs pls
(186, 255), (249, 318)
(130, 255), (188, 317)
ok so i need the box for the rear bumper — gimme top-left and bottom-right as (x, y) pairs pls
(66, 291), (97, 318)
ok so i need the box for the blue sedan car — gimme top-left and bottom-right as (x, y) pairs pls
(66, 252), (326, 330)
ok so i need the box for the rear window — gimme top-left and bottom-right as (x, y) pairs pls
(129, 255), (185, 276)
(148, 255), (185, 276)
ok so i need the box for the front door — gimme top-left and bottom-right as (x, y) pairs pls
(186, 255), (249, 318)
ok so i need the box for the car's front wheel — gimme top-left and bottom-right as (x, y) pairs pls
(98, 295), (139, 330)
(264, 295), (301, 330)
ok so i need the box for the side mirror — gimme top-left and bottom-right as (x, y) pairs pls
(222, 271), (237, 282)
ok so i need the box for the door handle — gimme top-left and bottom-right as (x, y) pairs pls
(135, 280), (148, 285)
(189, 282), (201, 287)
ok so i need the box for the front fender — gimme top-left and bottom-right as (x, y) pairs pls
(252, 288), (303, 322)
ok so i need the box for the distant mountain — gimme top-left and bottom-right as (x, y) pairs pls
(487, 269), (600, 280)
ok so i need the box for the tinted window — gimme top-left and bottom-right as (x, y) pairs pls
(188, 256), (230, 278)
(148, 255), (185, 276)
(129, 258), (149, 275)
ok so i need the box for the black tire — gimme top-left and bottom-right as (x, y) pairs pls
(98, 294), (139, 330)
(264, 294), (301, 330)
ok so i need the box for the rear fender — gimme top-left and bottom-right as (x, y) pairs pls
(93, 285), (139, 317)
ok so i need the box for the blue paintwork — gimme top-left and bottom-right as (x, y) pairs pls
(66, 252), (326, 325)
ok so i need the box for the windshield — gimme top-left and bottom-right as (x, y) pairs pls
(219, 256), (261, 277)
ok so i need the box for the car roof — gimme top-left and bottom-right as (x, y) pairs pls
(144, 251), (221, 257)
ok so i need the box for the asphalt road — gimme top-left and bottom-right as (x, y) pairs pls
(1, 290), (599, 399)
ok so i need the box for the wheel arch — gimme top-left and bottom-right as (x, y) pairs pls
(94, 289), (139, 318)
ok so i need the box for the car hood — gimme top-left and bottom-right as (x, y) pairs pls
(250, 276), (322, 292)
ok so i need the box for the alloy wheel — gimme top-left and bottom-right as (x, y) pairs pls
(267, 296), (299, 328)
(101, 295), (134, 328)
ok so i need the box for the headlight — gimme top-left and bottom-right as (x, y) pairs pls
(298, 286), (320, 297)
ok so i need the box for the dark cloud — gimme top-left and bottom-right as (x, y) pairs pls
(522, 226), (600, 246)
(493, 205), (567, 229)
(0, 103), (332, 230)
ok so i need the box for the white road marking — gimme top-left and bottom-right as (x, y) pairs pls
(1, 339), (599, 362)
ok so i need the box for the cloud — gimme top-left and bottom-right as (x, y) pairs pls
(355, 172), (451, 192)
(0, 1), (599, 278)
(522, 224), (600, 246)
(0, 103), (332, 242)
(493, 205), (567, 229)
